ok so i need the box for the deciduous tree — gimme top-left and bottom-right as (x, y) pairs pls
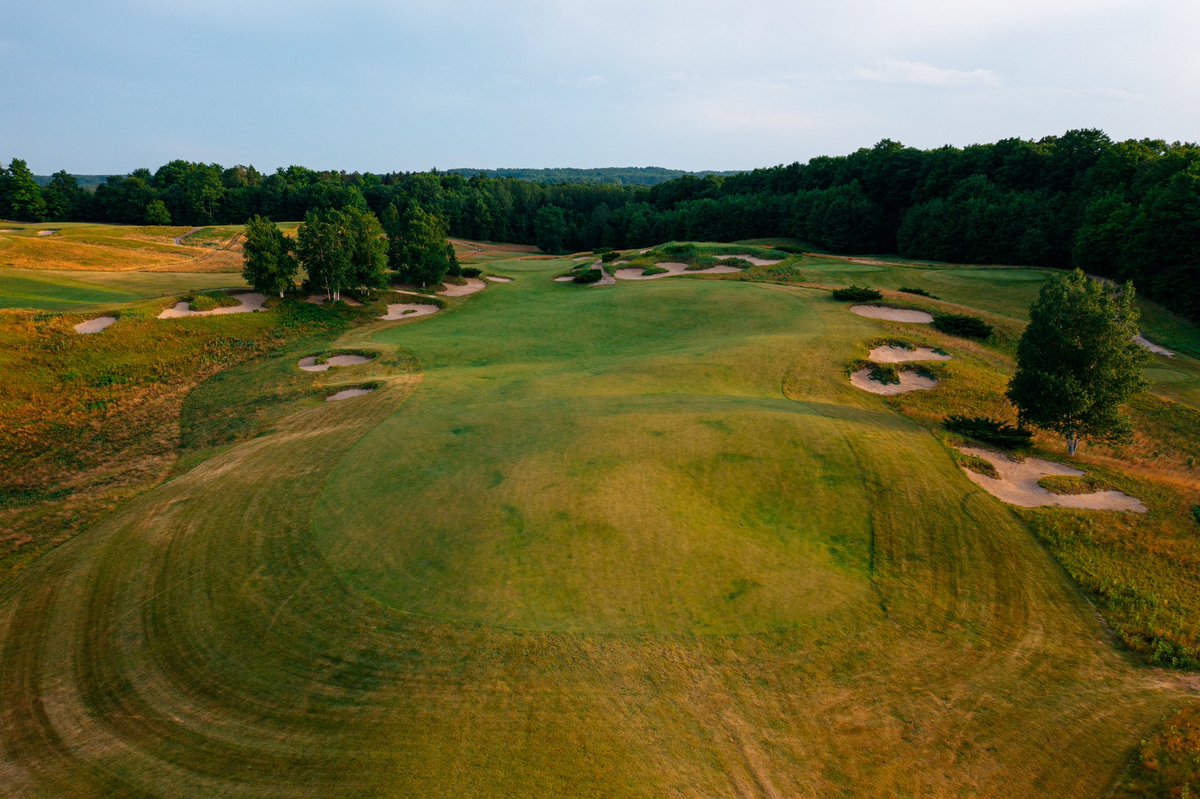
(242, 215), (297, 298)
(342, 206), (389, 295)
(0, 159), (47, 221)
(389, 203), (451, 287)
(296, 209), (351, 301)
(1007, 270), (1148, 455)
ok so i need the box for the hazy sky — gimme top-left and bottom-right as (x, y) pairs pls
(3, 1), (1197, 173)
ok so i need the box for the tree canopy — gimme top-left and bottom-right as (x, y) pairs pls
(386, 202), (451, 287)
(13, 129), (1200, 320)
(296, 209), (353, 301)
(1006, 270), (1149, 455)
(0, 159), (47, 221)
(242, 216), (297, 298)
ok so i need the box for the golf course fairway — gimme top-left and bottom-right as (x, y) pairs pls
(1, 257), (1195, 798)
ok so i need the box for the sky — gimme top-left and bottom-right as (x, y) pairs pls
(2, 0), (1198, 174)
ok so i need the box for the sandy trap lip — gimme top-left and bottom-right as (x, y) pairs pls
(439, 278), (488, 297)
(380, 303), (439, 321)
(851, 305), (934, 323)
(74, 316), (117, 334)
(298, 354), (373, 372)
(613, 262), (742, 281)
(957, 446), (1145, 512)
(158, 292), (266, 319)
(326, 387), (375, 402)
(868, 345), (949, 363)
(850, 367), (937, 395)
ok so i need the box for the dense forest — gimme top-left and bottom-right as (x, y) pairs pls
(2, 129), (1198, 319)
(444, 167), (741, 186)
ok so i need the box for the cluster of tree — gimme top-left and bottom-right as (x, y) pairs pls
(11, 129), (1200, 319)
(243, 201), (454, 299)
(444, 166), (740, 186)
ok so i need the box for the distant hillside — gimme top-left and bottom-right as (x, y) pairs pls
(445, 166), (741, 186)
(34, 174), (119, 191)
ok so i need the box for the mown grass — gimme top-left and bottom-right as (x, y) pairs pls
(1, 245), (1199, 797)
(0, 266), (248, 311)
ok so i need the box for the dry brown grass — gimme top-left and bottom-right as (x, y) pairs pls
(0, 225), (244, 273)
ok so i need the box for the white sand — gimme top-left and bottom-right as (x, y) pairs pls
(326, 388), (374, 402)
(957, 446), (1146, 512)
(74, 316), (116, 334)
(868, 345), (950, 364)
(851, 305), (934, 324)
(298, 354), (373, 373)
(554, 275), (576, 283)
(1135, 334), (1174, 357)
(36, 230), (57, 237)
(613, 262), (742, 281)
(484, 275), (512, 283)
(380, 303), (439, 321)
(439, 278), (488, 297)
(719, 253), (783, 266)
(850, 367), (937, 395)
(157, 292), (266, 319)
(0, 229), (18, 233)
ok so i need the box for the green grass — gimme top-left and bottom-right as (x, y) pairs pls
(1, 250), (1199, 797)
(0, 266), (247, 310)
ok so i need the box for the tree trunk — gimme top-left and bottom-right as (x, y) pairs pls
(1066, 432), (1079, 456)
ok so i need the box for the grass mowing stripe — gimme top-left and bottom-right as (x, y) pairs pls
(0, 254), (1195, 797)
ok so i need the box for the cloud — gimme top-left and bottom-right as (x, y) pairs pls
(1086, 86), (1140, 101)
(851, 59), (1001, 89)
(557, 75), (608, 90)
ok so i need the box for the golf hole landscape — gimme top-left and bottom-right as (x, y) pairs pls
(3, 146), (1200, 798)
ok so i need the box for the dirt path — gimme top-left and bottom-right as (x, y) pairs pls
(173, 227), (203, 246)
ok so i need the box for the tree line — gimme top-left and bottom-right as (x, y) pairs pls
(242, 200), (458, 300)
(4, 129), (1198, 319)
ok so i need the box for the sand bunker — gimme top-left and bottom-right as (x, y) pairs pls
(484, 275), (512, 283)
(719, 253), (783, 266)
(554, 275), (576, 283)
(850, 367), (937, 395)
(306, 294), (363, 307)
(1135, 335), (1175, 357)
(158, 292), (266, 319)
(0, 229), (18, 234)
(298, 354), (373, 373)
(326, 388), (374, 402)
(380, 303), (439, 321)
(74, 316), (116, 334)
(439, 278), (487, 297)
(957, 446), (1145, 512)
(868, 345), (950, 364)
(36, 229), (58, 237)
(613, 262), (741, 281)
(851, 305), (934, 324)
